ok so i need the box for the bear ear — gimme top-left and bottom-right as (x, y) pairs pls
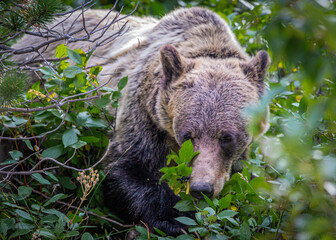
(160, 44), (185, 89)
(240, 51), (270, 96)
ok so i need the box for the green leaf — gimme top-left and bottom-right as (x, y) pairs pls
(59, 176), (76, 190)
(217, 210), (238, 220)
(76, 112), (90, 126)
(62, 128), (80, 148)
(95, 94), (111, 108)
(18, 186), (32, 199)
(203, 207), (216, 216)
(55, 218), (65, 236)
(0, 219), (14, 237)
(89, 65), (102, 76)
(189, 226), (207, 233)
(15, 209), (33, 221)
(74, 73), (87, 89)
(42, 209), (68, 220)
(135, 226), (148, 236)
(43, 193), (66, 207)
(23, 140), (33, 151)
(242, 167), (250, 181)
(111, 101), (119, 108)
(153, 227), (166, 237)
(100, 87), (115, 93)
(175, 235), (195, 240)
(70, 140), (87, 149)
(249, 177), (270, 191)
(45, 171), (59, 182)
(112, 91), (122, 100)
(55, 44), (68, 58)
(178, 140), (199, 164)
(239, 222), (251, 240)
(0, 159), (17, 165)
(12, 116), (28, 125)
(228, 217), (239, 226)
(175, 217), (197, 226)
(248, 217), (257, 228)
(37, 229), (57, 239)
(260, 216), (272, 228)
(9, 150), (22, 160)
(63, 66), (82, 78)
(65, 231), (79, 237)
(31, 204), (42, 211)
(85, 118), (108, 128)
(9, 229), (31, 239)
(40, 67), (54, 76)
(79, 136), (100, 143)
(43, 214), (58, 223)
(67, 49), (82, 65)
(32, 173), (51, 185)
(3, 202), (21, 208)
(42, 144), (65, 159)
(118, 76), (128, 91)
(178, 164), (193, 176)
(218, 194), (231, 212)
(298, 96), (308, 115)
(174, 199), (196, 212)
(202, 192), (216, 210)
(0, 220), (9, 236)
(16, 222), (34, 230)
(81, 232), (94, 240)
(178, 140), (193, 164)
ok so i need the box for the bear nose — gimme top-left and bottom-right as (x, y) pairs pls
(190, 183), (214, 199)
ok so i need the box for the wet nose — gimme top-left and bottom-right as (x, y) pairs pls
(190, 183), (214, 199)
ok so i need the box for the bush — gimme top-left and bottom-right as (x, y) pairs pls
(0, 45), (127, 239)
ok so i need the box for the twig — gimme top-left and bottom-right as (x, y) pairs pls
(0, 0), (140, 68)
(0, 140), (111, 177)
(0, 96), (97, 114)
(29, 187), (134, 228)
(0, 102), (70, 140)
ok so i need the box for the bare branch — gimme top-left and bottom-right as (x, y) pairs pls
(0, 96), (97, 114)
(0, 102), (70, 140)
(0, 140), (112, 177)
(0, 150), (42, 171)
(28, 187), (134, 228)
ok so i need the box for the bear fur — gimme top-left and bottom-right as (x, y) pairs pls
(100, 7), (270, 235)
(11, 7), (270, 235)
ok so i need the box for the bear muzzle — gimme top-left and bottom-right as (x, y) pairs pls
(189, 182), (214, 199)
(189, 143), (231, 199)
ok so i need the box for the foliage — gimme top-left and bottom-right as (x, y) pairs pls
(138, 142), (282, 240)
(0, 71), (28, 106)
(0, 45), (126, 239)
(0, 0), (64, 38)
(160, 140), (199, 195)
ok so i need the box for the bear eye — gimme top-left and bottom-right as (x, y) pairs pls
(219, 132), (235, 147)
(180, 131), (193, 143)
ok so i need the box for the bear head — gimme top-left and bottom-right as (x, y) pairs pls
(157, 44), (270, 199)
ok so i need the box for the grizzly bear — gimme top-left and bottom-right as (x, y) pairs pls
(11, 7), (270, 235)
(101, 7), (270, 235)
